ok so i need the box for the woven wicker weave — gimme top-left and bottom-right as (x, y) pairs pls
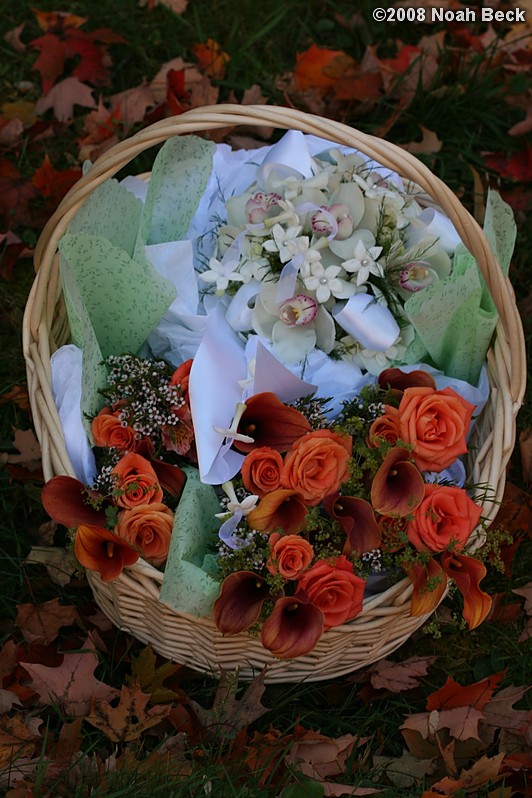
(23, 105), (526, 683)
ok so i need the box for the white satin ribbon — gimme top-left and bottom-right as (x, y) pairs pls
(406, 208), (461, 253)
(333, 294), (400, 352)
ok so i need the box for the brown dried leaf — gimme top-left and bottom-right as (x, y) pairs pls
(0, 715), (38, 770)
(370, 656), (436, 693)
(189, 668), (270, 739)
(16, 598), (79, 645)
(401, 126), (442, 154)
(519, 428), (532, 483)
(6, 429), (41, 470)
(0, 386), (30, 413)
(286, 730), (361, 781)
(24, 546), (76, 587)
(373, 750), (435, 789)
(110, 83), (155, 126)
(0, 691), (21, 714)
(86, 684), (171, 742)
(513, 582), (532, 613)
(139, 0), (188, 14)
(482, 685), (531, 742)
(4, 24), (26, 53)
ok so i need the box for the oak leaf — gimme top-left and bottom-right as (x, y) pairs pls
(16, 599), (79, 645)
(35, 77), (96, 123)
(86, 684), (171, 742)
(482, 685), (532, 742)
(369, 656), (437, 693)
(126, 644), (182, 703)
(20, 637), (119, 716)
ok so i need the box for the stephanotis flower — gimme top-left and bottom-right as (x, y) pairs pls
(303, 262), (356, 304)
(342, 241), (384, 286)
(199, 256), (245, 294)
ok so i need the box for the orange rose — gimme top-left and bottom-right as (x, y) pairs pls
(367, 406), (400, 448)
(281, 429), (352, 506)
(267, 532), (314, 579)
(297, 555), (365, 630)
(242, 447), (284, 497)
(406, 483), (482, 553)
(397, 386), (475, 472)
(92, 406), (138, 453)
(111, 453), (163, 509)
(115, 503), (174, 565)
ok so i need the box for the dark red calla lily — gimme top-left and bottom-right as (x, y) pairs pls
(403, 556), (447, 617)
(234, 392), (311, 453)
(378, 368), (436, 392)
(440, 551), (492, 630)
(133, 439), (186, 497)
(42, 475), (107, 528)
(324, 494), (381, 555)
(75, 524), (140, 582)
(246, 489), (308, 535)
(213, 571), (275, 635)
(371, 447), (425, 517)
(261, 594), (325, 659)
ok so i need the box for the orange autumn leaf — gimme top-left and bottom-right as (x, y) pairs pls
(192, 39), (230, 80)
(33, 10), (87, 33)
(294, 44), (353, 91)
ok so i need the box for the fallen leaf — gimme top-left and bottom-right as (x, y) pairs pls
(0, 715), (38, 770)
(484, 143), (532, 181)
(24, 546), (76, 587)
(86, 684), (171, 742)
(20, 636), (119, 716)
(1, 101), (37, 125)
(4, 24), (26, 53)
(139, 0), (188, 13)
(294, 44), (354, 91)
(401, 126), (442, 154)
(482, 685), (532, 742)
(6, 429), (41, 470)
(32, 154), (81, 204)
(0, 234), (33, 281)
(192, 39), (230, 79)
(401, 706), (485, 743)
(286, 729), (363, 781)
(373, 749), (435, 789)
(33, 10), (87, 32)
(369, 656), (437, 693)
(426, 672), (506, 711)
(189, 668), (270, 739)
(519, 428), (532, 483)
(16, 599), (79, 645)
(0, 691), (21, 714)
(126, 644), (181, 703)
(0, 160), (38, 229)
(0, 387), (30, 413)
(34, 76), (96, 122)
(110, 83), (155, 126)
(512, 583), (532, 613)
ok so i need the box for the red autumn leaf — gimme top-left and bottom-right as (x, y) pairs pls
(20, 636), (119, 716)
(192, 39), (230, 79)
(32, 155), (81, 204)
(294, 44), (353, 91)
(0, 232), (33, 281)
(166, 68), (190, 115)
(484, 143), (532, 182)
(0, 159), (38, 229)
(426, 671), (506, 712)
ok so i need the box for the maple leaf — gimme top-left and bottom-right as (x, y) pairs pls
(401, 706), (485, 743)
(482, 685), (532, 741)
(86, 684), (171, 742)
(401, 127), (442, 155)
(110, 83), (155, 127)
(20, 636), (119, 716)
(35, 77), (96, 123)
(426, 672), (506, 712)
(126, 644), (181, 703)
(192, 39), (230, 79)
(189, 668), (270, 739)
(286, 729), (368, 782)
(369, 656), (437, 693)
(15, 599), (79, 646)
(0, 160), (38, 229)
(138, 0), (188, 14)
(32, 155), (81, 206)
(0, 715), (39, 770)
(294, 44), (354, 91)
(5, 429), (41, 471)
(484, 143), (532, 181)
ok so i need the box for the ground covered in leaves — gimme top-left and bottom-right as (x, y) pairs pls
(0, 1), (531, 796)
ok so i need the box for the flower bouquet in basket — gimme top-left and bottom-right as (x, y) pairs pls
(36, 110), (523, 673)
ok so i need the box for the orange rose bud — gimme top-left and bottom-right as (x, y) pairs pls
(297, 555), (365, 630)
(213, 571), (274, 635)
(247, 489), (308, 536)
(111, 452), (163, 509)
(281, 429), (352, 506)
(115, 503), (174, 566)
(91, 406), (138, 453)
(75, 524), (140, 582)
(440, 552), (492, 630)
(371, 447), (425, 518)
(367, 406), (400, 448)
(260, 595), (324, 659)
(403, 556), (447, 617)
(323, 494), (381, 556)
(234, 392), (311, 453)
(406, 484), (482, 553)
(397, 386), (475, 472)
(241, 447), (284, 497)
(267, 533), (314, 579)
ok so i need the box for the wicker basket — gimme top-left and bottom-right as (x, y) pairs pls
(23, 105), (526, 683)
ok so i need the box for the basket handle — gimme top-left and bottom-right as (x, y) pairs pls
(32, 103), (525, 403)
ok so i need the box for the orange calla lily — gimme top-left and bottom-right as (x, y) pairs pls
(246, 489), (308, 535)
(261, 595), (324, 659)
(234, 392), (311, 453)
(42, 475), (107, 528)
(371, 447), (425, 517)
(74, 524), (140, 582)
(440, 551), (492, 630)
(403, 556), (448, 617)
